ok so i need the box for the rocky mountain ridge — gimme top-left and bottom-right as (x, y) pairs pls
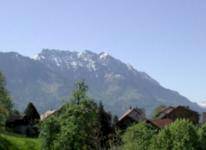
(0, 49), (204, 116)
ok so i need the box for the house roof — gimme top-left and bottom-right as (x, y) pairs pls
(146, 118), (173, 128)
(157, 106), (175, 118)
(157, 105), (199, 119)
(7, 114), (24, 122)
(118, 107), (144, 122)
(40, 110), (57, 121)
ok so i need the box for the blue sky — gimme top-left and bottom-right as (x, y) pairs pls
(0, 0), (206, 102)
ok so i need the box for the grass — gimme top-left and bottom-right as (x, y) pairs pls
(0, 132), (41, 150)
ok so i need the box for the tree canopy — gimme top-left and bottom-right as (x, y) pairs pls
(151, 119), (199, 150)
(71, 80), (89, 105)
(122, 123), (157, 150)
(0, 72), (12, 127)
(40, 80), (100, 150)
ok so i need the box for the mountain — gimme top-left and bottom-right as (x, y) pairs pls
(0, 49), (204, 116)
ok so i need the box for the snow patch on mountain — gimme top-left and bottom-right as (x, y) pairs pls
(99, 52), (110, 60)
(33, 49), (160, 83)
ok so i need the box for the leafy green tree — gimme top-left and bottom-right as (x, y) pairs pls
(0, 106), (8, 128)
(40, 80), (100, 150)
(150, 127), (173, 150)
(71, 80), (88, 105)
(0, 72), (12, 127)
(152, 119), (199, 150)
(122, 122), (156, 150)
(40, 116), (60, 150)
(24, 102), (40, 124)
(109, 128), (122, 149)
(55, 100), (99, 150)
(0, 72), (12, 111)
(198, 123), (206, 150)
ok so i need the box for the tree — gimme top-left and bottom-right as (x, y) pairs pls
(152, 119), (199, 150)
(55, 101), (99, 150)
(24, 102), (40, 124)
(0, 72), (12, 127)
(97, 101), (112, 149)
(150, 127), (173, 150)
(40, 81), (100, 150)
(122, 122), (156, 150)
(0, 106), (8, 128)
(108, 127), (122, 149)
(198, 123), (206, 150)
(71, 80), (88, 105)
(40, 116), (60, 150)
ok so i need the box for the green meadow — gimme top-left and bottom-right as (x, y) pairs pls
(0, 133), (41, 150)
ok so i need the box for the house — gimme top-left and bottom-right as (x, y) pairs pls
(146, 118), (173, 129)
(6, 114), (39, 137)
(6, 102), (40, 137)
(156, 106), (199, 124)
(116, 107), (145, 129)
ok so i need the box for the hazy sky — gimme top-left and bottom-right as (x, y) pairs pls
(0, 0), (206, 102)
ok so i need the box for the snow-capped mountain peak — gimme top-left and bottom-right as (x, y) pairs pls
(99, 52), (110, 60)
(0, 49), (205, 115)
(33, 50), (161, 85)
(34, 49), (100, 71)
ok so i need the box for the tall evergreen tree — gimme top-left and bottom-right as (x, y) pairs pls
(24, 102), (40, 124)
(97, 101), (113, 149)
